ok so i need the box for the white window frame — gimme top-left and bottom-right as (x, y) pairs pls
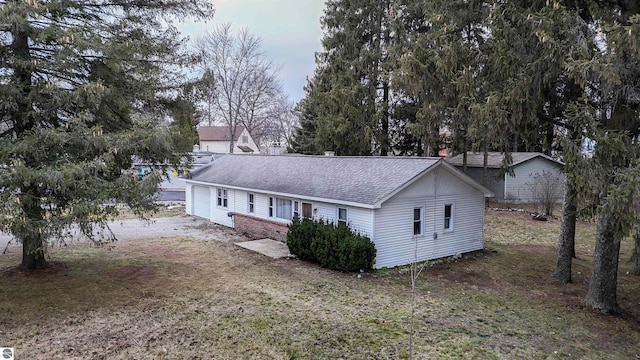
(444, 203), (454, 231)
(217, 188), (228, 209)
(269, 196), (295, 220)
(269, 197), (274, 217)
(413, 207), (423, 236)
(337, 207), (348, 226)
(293, 200), (300, 218)
(248, 193), (254, 214)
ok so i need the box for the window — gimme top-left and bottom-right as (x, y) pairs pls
(293, 201), (300, 218)
(444, 204), (453, 231)
(276, 198), (293, 219)
(413, 207), (423, 236)
(269, 197), (294, 220)
(248, 193), (254, 214)
(269, 197), (274, 217)
(337, 207), (348, 226)
(242, 135), (248, 144)
(217, 189), (228, 208)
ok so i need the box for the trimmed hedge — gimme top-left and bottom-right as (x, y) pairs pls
(287, 217), (376, 272)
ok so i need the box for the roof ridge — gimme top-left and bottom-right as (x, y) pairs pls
(223, 153), (443, 160)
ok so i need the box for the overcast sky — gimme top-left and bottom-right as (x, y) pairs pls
(179, 0), (326, 103)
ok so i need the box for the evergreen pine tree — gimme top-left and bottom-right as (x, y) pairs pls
(296, 0), (393, 156)
(0, 0), (214, 269)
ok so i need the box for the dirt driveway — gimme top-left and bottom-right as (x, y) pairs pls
(0, 215), (249, 251)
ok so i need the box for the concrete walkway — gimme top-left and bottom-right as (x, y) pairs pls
(235, 238), (291, 259)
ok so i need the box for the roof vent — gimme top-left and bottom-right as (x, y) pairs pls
(324, 151), (335, 157)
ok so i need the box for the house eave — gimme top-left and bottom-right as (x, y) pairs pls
(185, 179), (377, 209)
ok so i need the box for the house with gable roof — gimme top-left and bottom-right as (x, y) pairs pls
(197, 126), (259, 153)
(446, 152), (565, 203)
(184, 154), (493, 269)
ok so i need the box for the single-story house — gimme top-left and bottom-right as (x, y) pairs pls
(446, 152), (565, 203)
(185, 154), (493, 269)
(197, 126), (259, 153)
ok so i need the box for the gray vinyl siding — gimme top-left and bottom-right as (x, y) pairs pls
(458, 167), (504, 201)
(342, 207), (373, 237)
(505, 158), (564, 203)
(313, 202), (336, 222)
(312, 202), (374, 237)
(373, 166), (485, 269)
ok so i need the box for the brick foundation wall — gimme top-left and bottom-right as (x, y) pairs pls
(233, 213), (289, 242)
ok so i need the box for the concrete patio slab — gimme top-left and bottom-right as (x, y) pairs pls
(235, 238), (290, 259)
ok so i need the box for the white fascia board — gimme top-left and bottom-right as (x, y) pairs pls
(439, 160), (495, 197)
(512, 153), (565, 167)
(184, 179), (376, 209)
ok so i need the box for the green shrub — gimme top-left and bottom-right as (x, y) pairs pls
(287, 218), (376, 272)
(286, 217), (317, 261)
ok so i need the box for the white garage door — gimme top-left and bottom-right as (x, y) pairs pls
(192, 186), (211, 219)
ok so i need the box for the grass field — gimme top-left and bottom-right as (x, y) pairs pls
(0, 209), (639, 359)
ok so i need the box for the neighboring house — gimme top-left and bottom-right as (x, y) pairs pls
(446, 152), (565, 203)
(197, 126), (259, 153)
(156, 152), (223, 192)
(133, 152), (223, 195)
(184, 154), (493, 269)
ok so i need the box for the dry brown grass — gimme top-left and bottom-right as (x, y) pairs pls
(0, 210), (638, 359)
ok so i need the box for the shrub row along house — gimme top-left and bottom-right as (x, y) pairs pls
(185, 154), (493, 269)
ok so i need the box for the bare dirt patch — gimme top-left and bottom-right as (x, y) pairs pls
(108, 265), (156, 280)
(450, 270), (498, 289)
(1, 261), (68, 279)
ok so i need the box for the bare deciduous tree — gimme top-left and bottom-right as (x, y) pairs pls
(195, 24), (282, 152)
(525, 170), (564, 216)
(259, 96), (300, 148)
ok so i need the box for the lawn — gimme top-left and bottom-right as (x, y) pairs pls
(0, 209), (639, 359)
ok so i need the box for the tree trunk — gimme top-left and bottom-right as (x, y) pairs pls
(544, 121), (554, 155)
(380, 80), (390, 156)
(20, 187), (48, 270)
(482, 138), (489, 186)
(630, 225), (640, 275)
(584, 209), (621, 313)
(21, 234), (47, 270)
(228, 125), (236, 153)
(554, 177), (577, 283)
(462, 135), (468, 173)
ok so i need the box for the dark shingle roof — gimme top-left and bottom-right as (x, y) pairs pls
(188, 155), (450, 206)
(197, 126), (244, 141)
(446, 152), (563, 168)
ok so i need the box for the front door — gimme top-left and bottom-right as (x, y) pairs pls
(302, 202), (313, 218)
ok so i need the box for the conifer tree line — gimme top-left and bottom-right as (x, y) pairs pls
(293, 0), (639, 313)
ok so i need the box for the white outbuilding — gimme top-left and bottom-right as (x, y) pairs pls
(185, 154), (493, 269)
